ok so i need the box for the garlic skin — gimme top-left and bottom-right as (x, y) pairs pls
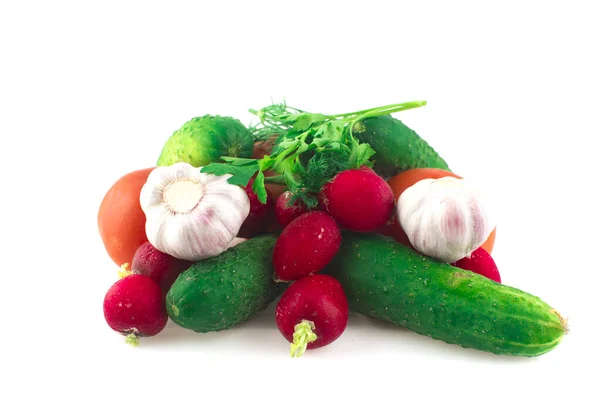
(398, 177), (495, 263)
(139, 162), (250, 261)
(227, 237), (247, 249)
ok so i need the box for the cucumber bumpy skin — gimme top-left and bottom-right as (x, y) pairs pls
(166, 235), (279, 333)
(327, 232), (568, 357)
(353, 114), (450, 178)
(157, 115), (255, 167)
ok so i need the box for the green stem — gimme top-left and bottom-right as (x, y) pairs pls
(326, 100), (427, 119)
(290, 320), (317, 358)
(125, 332), (140, 347)
(349, 101), (427, 122)
(264, 175), (287, 185)
(346, 100), (427, 134)
(272, 142), (300, 170)
(272, 130), (311, 171)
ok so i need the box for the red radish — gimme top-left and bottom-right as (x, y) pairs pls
(452, 247), (501, 283)
(272, 211), (341, 281)
(130, 241), (192, 293)
(320, 167), (395, 232)
(103, 274), (168, 346)
(275, 191), (308, 227)
(276, 274), (348, 357)
(238, 178), (274, 238)
(358, 164), (379, 174)
(377, 214), (416, 251)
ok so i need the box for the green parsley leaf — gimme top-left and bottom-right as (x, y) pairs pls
(293, 113), (327, 131)
(312, 121), (344, 147)
(257, 155), (275, 171)
(349, 141), (376, 168)
(201, 161), (259, 187)
(252, 170), (267, 204)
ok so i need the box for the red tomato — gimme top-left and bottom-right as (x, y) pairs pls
(98, 168), (154, 266)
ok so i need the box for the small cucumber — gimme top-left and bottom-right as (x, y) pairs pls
(353, 115), (450, 177)
(157, 115), (255, 167)
(327, 232), (567, 357)
(166, 235), (278, 333)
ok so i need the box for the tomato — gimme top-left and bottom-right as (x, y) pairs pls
(481, 228), (496, 254)
(384, 168), (497, 254)
(98, 167), (154, 266)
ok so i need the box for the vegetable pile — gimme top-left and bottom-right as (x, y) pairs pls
(98, 100), (568, 358)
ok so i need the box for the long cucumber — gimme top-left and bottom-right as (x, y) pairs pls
(327, 232), (567, 357)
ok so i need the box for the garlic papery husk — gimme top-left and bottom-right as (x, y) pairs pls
(139, 162), (250, 261)
(398, 176), (495, 263)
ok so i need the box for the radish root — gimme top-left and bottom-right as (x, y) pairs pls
(118, 263), (132, 279)
(125, 332), (140, 347)
(290, 320), (317, 358)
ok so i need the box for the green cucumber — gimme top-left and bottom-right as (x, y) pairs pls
(326, 232), (567, 357)
(157, 115), (254, 167)
(166, 235), (278, 333)
(353, 115), (450, 178)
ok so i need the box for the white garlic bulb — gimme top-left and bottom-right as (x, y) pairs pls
(398, 176), (495, 263)
(139, 162), (250, 261)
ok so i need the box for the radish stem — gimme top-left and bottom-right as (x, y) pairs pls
(125, 332), (140, 347)
(290, 320), (317, 358)
(118, 263), (132, 279)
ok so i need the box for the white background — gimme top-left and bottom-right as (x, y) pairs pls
(1, 1), (598, 399)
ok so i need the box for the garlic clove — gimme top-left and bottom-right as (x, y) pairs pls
(398, 177), (495, 263)
(139, 162), (250, 262)
(227, 237), (247, 249)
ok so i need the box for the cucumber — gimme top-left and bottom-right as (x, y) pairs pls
(326, 232), (567, 357)
(157, 115), (255, 167)
(166, 235), (278, 333)
(353, 115), (450, 178)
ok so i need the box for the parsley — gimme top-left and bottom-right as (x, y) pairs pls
(203, 100), (426, 207)
(201, 157), (259, 184)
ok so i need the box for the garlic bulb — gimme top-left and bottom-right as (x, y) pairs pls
(139, 162), (250, 261)
(398, 176), (495, 263)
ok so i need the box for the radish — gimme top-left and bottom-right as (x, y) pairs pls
(275, 191), (308, 227)
(320, 167), (395, 232)
(452, 247), (501, 283)
(276, 274), (348, 357)
(272, 211), (341, 281)
(130, 241), (192, 293)
(238, 178), (274, 238)
(103, 274), (168, 346)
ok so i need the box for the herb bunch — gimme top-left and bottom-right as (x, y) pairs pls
(202, 100), (426, 208)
